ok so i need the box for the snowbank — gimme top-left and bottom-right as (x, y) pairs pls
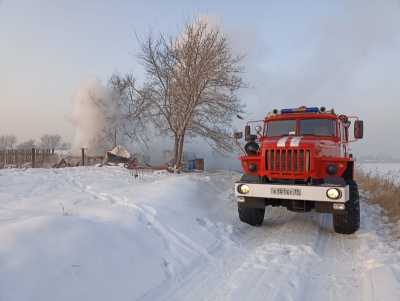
(0, 167), (399, 301)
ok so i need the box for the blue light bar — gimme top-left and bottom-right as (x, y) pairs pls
(305, 107), (320, 113)
(281, 107), (320, 114)
(281, 108), (295, 114)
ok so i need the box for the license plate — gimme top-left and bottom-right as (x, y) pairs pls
(270, 187), (302, 197)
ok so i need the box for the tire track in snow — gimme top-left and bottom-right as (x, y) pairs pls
(139, 202), (400, 301)
(62, 174), (220, 282)
(207, 211), (322, 301)
(295, 214), (363, 301)
(81, 187), (224, 286)
(140, 209), (311, 301)
(60, 170), (400, 301)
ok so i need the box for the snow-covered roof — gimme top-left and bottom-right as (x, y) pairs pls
(108, 145), (131, 159)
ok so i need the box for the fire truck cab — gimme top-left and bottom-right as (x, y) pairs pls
(234, 106), (364, 234)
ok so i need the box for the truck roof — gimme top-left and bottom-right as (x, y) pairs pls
(265, 112), (337, 122)
(265, 107), (337, 122)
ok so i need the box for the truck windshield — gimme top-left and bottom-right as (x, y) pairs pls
(299, 119), (336, 136)
(266, 120), (296, 136)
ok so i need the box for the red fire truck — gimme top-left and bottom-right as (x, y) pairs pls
(234, 106), (364, 234)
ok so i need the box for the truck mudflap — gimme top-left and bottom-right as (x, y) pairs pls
(235, 183), (349, 203)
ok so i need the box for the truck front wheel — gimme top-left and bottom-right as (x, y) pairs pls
(238, 202), (265, 226)
(333, 181), (360, 234)
(237, 175), (265, 226)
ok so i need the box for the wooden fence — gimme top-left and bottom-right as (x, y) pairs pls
(0, 148), (113, 169)
(0, 149), (56, 169)
(56, 155), (104, 168)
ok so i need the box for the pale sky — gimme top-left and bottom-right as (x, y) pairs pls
(1, 0), (400, 156)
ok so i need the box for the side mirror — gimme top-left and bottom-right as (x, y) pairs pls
(245, 125), (257, 141)
(234, 132), (243, 139)
(354, 120), (364, 139)
(244, 125), (251, 141)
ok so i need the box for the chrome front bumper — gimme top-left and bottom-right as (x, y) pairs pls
(234, 183), (349, 203)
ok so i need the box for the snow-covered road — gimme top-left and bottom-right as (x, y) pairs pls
(0, 167), (399, 301)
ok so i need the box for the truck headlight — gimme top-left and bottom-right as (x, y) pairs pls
(237, 184), (250, 194)
(326, 188), (341, 200)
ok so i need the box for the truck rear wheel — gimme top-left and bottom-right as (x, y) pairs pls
(238, 203), (265, 226)
(333, 181), (360, 234)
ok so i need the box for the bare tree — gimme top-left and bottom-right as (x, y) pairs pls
(0, 135), (17, 150)
(16, 139), (36, 150)
(108, 73), (152, 147)
(139, 18), (245, 169)
(40, 134), (62, 153)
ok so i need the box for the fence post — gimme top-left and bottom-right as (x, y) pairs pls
(81, 148), (85, 166)
(32, 148), (36, 168)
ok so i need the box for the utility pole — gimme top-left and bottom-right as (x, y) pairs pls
(31, 148), (36, 168)
(81, 148), (85, 166)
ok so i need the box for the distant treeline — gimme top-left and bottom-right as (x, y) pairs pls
(0, 134), (70, 152)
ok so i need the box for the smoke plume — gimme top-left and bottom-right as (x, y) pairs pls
(71, 79), (115, 155)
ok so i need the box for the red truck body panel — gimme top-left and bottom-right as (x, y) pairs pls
(240, 109), (354, 181)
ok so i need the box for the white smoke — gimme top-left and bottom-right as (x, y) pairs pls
(71, 79), (116, 155)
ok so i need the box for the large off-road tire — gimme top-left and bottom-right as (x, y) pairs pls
(238, 204), (265, 226)
(333, 180), (360, 234)
(237, 175), (265, 226)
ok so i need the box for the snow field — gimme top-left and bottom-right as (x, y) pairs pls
(0, 166), (399, 301)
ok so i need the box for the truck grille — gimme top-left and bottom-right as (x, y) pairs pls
(266, 148), (312, 176)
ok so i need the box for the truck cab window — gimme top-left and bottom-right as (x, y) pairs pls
(266, 120), (296, 137)
(299, 119), (336, 136)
